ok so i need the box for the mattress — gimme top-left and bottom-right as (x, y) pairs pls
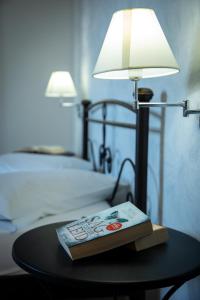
(0, 201), (111, 276)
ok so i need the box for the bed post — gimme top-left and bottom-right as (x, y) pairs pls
(135, 88), (153, 213)
(82, 100), (91, 160)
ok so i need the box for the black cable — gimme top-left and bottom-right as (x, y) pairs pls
(162, 281), (186, 300)
(108, 158), (136, 205)
(126, 191), (135, 203)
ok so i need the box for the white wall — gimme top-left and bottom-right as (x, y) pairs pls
(73, 0), (200, 299)
(0, 0), (77, 154)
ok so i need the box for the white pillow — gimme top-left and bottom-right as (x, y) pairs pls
(0, 169), (116, 223)
(0, 153), (92, 173)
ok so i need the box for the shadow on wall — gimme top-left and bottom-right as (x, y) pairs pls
(187, 27), (200, 94)
(148, 91), (166, 226)
(157, 91), (167, 225)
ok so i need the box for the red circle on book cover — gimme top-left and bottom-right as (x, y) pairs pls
(106, 222), (122, 231)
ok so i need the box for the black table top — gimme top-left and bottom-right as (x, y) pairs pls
(12, 222), (200, 292)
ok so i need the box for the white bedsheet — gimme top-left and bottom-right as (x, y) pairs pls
(0, 153), (131, 276)
(0, 153), (93, 173)
(0, 201), (110, 276)
(0, 168), (118, 224)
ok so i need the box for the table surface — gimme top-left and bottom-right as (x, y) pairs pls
(12, 222), (200, 293)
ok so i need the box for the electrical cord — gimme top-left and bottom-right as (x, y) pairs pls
(126, 191), (135, 203)
(108, 158), (136, 205)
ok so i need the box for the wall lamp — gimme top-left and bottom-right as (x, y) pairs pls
(45, 71), (79, 109)
(93, 8), (200, 117)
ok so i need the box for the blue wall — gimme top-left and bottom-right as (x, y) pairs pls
(73, 0), (200, 299)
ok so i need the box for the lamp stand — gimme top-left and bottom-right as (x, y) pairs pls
(134, 87), (153, 213)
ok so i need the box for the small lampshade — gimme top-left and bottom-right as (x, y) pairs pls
(45, 71), (77, 98)
(93, 8), (179, 80)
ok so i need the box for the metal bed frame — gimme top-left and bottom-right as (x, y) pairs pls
(82, 88), (153, 214)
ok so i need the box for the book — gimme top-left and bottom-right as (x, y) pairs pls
(56, 202), (153, 260)
(15, 145), (66, 155)
(127, 224), (169, 251)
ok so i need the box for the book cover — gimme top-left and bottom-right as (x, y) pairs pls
(56, 201), (153, 260)
(127, 224), (169, 251)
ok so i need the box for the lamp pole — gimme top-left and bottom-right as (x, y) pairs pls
(134, 87), (153, 213)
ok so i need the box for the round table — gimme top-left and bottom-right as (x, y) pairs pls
(12, 222), (200, 300)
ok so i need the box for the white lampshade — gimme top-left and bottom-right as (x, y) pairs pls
(93, 8), (179, 80)
(45, 71), (77, 98)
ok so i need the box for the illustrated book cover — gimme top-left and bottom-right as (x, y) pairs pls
(56, 201), (153, 260)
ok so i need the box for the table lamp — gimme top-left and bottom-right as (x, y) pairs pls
(45, 71), (77, 107)
(93, 8), (200, 116)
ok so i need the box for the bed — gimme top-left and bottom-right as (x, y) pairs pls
(0, 89), (152, 278)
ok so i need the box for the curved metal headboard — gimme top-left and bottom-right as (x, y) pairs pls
(82, 89), (153, 213)
(89, 99), (135, 112)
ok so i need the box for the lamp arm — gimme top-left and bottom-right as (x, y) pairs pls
(132, 81), (200, 117)
(134, 100), (200, 117)
(136, 101), (185, 108)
